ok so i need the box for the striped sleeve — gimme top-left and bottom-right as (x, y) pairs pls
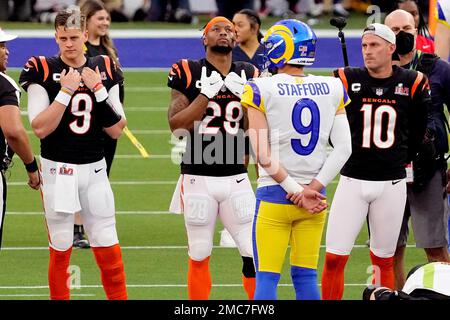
(337, 80), (351, 111)
(240, 80), (265, 113)
(19, 56), (46, 91)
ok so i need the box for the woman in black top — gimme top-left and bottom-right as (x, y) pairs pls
(232, 9), (265, 71)
(73, 0), (124, 248)
(82, 0), (123, 176)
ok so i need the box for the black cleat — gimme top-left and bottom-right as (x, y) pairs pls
(73, 231), (90, 249)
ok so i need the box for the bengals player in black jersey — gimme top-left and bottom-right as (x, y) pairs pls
(321, 23), (429, 300)
(19, 8), (127, 300)
(167, 16), (258, 300)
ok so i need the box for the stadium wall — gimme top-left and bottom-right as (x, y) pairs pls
(6, 30), (364, 69)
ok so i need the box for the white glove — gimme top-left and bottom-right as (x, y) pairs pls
(198, 66), (224, 99)
(224, 70), (247, 98)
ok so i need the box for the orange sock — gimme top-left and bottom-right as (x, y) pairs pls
(321, 252), (350, 300)
(242, 276), (256, 300)
(48, 247), (72, 300)
(92, 244), (127, 300)
(188, 256), (211, 300)
(370, 251), (394, 289)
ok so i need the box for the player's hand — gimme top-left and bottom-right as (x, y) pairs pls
(287, 188), (327, 213)
(224, 70), (247, 98)
(27, 170), (41, 190)
(198, 66), (224, 99)
(60, 67), (81, 92)
(81, 66), (102, 91)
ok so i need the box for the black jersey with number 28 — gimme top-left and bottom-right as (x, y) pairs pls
(168, 58), (258, 177)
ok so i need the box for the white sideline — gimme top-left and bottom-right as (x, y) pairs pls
(9, 180), (336, 186)
(8, 210), (171, 215)
(0, 245), (415, 251)
(0, 293), (95, 297)
(8, 181), (179, 186)
(0, 283), (367, 290)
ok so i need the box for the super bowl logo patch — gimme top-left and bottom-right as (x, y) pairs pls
(59, 164), (74, 176)
(394, 83), (409, 96)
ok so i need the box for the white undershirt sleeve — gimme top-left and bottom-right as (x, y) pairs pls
(27, 83), (50, 123)
(108, 84), (126, 119)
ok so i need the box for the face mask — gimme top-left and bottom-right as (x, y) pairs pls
(395, 30), (415, 55)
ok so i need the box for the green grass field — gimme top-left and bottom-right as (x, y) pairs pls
(0, 69), (426, 300)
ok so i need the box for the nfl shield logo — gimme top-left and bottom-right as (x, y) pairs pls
(376, 88), (383, 96)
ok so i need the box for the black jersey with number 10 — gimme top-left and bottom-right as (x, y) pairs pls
(334, 66), (429, 181)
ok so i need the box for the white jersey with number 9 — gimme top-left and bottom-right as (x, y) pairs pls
(241, 73), (350, 187)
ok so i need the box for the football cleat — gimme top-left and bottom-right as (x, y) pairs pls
(73, 231), (90, 249)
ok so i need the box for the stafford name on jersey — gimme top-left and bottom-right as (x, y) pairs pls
(277, 81), (330, 96)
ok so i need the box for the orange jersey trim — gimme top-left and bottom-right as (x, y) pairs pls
(29, 57), (39, 72)
(172, 63), (181, 78)
(411, 72), (424, 99)
(39, 56), (49, 82)
(181, 59), (192, 89)
(102, 55), (113, 80)
(338, 68), (348, 91)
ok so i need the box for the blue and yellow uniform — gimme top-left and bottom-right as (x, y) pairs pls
(241, 71), (350, 299)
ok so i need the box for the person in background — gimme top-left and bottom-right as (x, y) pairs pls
(392, 0), (435, 53)
(232, 9), (265, 71)
(385, 9), (450, 290)
(215, 0), (254, 20)
(147, 0), (192, 23)
(71, 0), (124, 249)
(434, 0), (450, 252)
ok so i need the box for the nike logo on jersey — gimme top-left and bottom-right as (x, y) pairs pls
(392, 180), (402, 185)
(23, 68), (30, 72)
(236, 178), (245, 183)
(95, 168), (103, 173)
